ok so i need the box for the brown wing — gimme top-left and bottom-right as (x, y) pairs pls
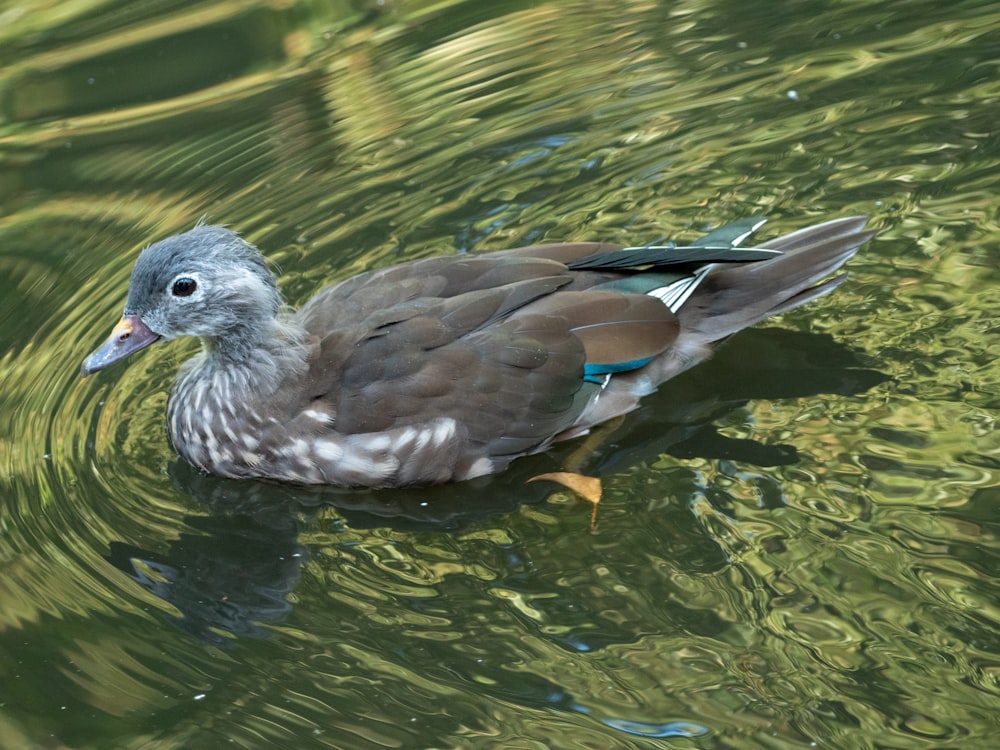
(292, 250), (677, 459)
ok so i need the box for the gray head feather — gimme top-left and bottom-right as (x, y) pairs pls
(125, 226), (283, 359)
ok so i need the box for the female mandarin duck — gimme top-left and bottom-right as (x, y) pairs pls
(82, 217), (874, 487)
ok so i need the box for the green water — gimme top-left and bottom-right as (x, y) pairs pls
(1, 0), (999, 747)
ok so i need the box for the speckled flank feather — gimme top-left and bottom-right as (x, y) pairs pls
(83, 216), (875, 487)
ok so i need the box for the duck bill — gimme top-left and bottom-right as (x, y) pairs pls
(81, 314), (161, 376)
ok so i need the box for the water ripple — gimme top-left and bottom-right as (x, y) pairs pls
(1, 0), (1000, 748)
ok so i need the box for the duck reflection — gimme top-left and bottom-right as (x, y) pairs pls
(106, 327), (887, 644)
(106, 508), (305, 647)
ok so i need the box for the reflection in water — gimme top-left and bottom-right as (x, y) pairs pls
(110, 327), (885, 651)
(93, 329), (874, 743)
(2, 0), (1000, 747)
(107, 512), (306, 647)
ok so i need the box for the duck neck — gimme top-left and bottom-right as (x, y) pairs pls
(197, 314), (311, 396)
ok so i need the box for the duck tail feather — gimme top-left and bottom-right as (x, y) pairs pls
(679, 216), (875, 342)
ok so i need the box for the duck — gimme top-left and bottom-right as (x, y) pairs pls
(82, 216), (875, 488)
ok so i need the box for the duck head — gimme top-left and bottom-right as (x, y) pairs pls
(81, 226), (282, 375)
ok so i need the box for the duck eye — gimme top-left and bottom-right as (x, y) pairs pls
(171, 277), (197, 297)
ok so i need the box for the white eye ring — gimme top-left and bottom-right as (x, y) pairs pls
(168, 272), (202, 300)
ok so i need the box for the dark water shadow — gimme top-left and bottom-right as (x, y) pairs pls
(105, 326), (888, 645)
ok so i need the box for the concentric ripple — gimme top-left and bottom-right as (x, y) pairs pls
(2, 0), (1000, 748)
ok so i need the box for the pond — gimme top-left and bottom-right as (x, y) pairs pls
(1, 0), (999, 747)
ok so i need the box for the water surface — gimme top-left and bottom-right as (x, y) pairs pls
(1, 0), (999, 747)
